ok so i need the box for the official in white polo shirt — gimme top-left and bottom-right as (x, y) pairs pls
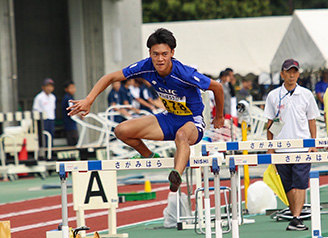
(32, 78), (56, 147)
(264, 59), (320, 231)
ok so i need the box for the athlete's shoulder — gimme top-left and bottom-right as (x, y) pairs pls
(172, 59), (211, 89)
(172, 59), (202, 82)
(172, 58), (197, 75)
(126, 58), (153, 71)
(123, 58), (155, 78)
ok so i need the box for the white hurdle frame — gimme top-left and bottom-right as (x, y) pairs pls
(200, 138), (328, 238)
(225, 152), (326, 238)
(56, 155), (223, 238)
(57, 138), (328, 238)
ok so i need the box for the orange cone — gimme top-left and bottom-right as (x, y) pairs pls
(18, 138), (28, 176)
(18, 138), (28, 161)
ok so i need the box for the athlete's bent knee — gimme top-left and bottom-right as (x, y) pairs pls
(175, 130), (188, 143)
(114, 123), (127, 140)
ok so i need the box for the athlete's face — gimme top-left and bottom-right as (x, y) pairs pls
(149, 43), (174, 77)
(281, 67), (299, 88)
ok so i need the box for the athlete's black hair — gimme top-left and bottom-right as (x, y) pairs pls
(146, 28), (177, 50)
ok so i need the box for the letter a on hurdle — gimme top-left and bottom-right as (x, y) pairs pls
(84, 171), (108, 204)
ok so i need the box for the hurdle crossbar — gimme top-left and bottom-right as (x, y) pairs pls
(55, 156), (223, 173)
(226, 152), (328, 166)
(201, 138), (328, 152)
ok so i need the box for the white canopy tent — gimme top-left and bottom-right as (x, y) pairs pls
(271, 9), (328, 75)
(142, 16), (291, 76)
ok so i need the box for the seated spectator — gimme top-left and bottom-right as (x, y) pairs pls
(129, 78), (156, 113)
(141, 79), (165, 111)
(120, 78), (134, 105)
(120, 78), (140, 115)
(107, 81), (132, 122)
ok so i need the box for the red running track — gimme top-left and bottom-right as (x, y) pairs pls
(1, 176), (327, 238)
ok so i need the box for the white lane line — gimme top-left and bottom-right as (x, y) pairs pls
(0, 184), (170, 219)
(10, 190), (220, 233)
(6, 181), (232, 233)
(0, 198), (168, 220)
(0, 184), (222, 220)
(0, 203), (73, 219)
(10, 198), (170, 233)
(7, 181), (328, 233)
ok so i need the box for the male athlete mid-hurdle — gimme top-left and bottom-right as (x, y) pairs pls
(67, 28), (224, 192)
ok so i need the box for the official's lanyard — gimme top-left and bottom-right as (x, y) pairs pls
(275, 85), (297, 118)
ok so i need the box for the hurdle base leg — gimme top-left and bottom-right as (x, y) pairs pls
(103, 206), (128, 238)
(215, 220), (223, 238)
(310, 171), (321, 238)
(108, 207), (117, 235)
(76, 208), (87, 237)
(231, 220), (239, 238)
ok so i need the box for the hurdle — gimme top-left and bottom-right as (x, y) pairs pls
(200, 138), (328, 238)
(225, 151), (327, 238)
(56, 155), (224, 238)
(57, 138), (328, 238)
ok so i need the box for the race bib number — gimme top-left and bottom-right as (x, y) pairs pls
(159, 93), (192, 115)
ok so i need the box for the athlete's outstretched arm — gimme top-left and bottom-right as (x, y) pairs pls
(67, 70), (126, 118)
(208, 80), (224, 128)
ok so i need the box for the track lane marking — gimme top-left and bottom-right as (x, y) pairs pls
(10, 190), (219, 233)
(10, 199), (169, 233)
(0, 203), (73, 219)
